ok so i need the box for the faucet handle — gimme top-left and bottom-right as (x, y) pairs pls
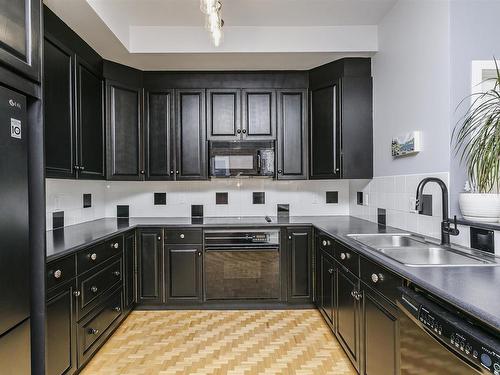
(450, 215), (460, 236)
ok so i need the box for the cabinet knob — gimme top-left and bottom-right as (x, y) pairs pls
(322, 240), (327, 246)
(371, 273), (383, 284)
(90, 286), (98, 293)
(113, 271), (121, 277)
(180, 233), (185, 239)
(73, 290), (81, 297)
(288, 236), (292, 240)
(350, 290), (356, 299)
(198, 252), (202, 257)
(74, 165), (80, 171)
(237, 129), (241, 134)
(340, 252), (350, 260)
(335, 168), (340, 173)
(140, 170), (145, 175)
(111, 242), (119, 249)
(176, 170), (179, 174)
(53, 269), (62, 279)
(80, 166), (85, 171)
(242, 129), (247, 134)
(278, 170), (283, 174)
(158, 236), (161, 241)
(88, 328), (99, 335)
(328, 268), (334, 274)
(89, 253), (97, 261)
(114, 306), (121, 313)
(170, 170), (174, 174)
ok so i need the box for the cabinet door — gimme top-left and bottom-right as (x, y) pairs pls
(336, 265), (360, 372)
(310, 85), (341, 179)
(242, 89), (276, 140)
(287, 227), (312, 301)
(137, 229), (162, 304)
(277, 90), (307, 179)
(164, 245), (202, 303)
(207, 89), (241, 140)
(361, 285), (399, 375)
(106, 81), (143, 181)
(319, 251), (335, 327)
(44, 36), (76, 179)
(175, 89), (207, 180)
(46, 281), (77, 375)
(0, 0), (40, 81)
(76, 58), (104, 179)
(146, 90), (175, 180)
(124, 232), (136, 311)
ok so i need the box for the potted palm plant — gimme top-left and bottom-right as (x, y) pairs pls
(454, 60), (500, 222)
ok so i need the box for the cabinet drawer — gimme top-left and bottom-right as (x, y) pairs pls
(318, 234), (334, 256)
(79, 259), (122, 317)
(78, 290), (122, 363)
(77, 238), (121, 274)
(334, 241), (359, 275)
(165, 229), (202, 244)
(47, 255), (76, 291)
(360, 257), (402, 303)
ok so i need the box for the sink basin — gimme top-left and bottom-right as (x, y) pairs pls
(347, 233), (500, 267)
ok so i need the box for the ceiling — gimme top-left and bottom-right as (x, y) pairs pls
(43, 0), (396, 70)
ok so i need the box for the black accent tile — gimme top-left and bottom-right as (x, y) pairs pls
(154, 192), (167, 205)
(52, 211), (64, 229)
(83, 194), (92, 208)
(419, 194), (433, 216)
(470, 227), (495, 254)
(117, 205), (129, 218)
(216, 192), (228, 205)
(326, 191), (339, 204)
(377, 208), (386, 226)
(253, 192), (265, 204)
(277, 204), (290, 218)
(357, 192), (363, 205)
(192, 205), (203, 218)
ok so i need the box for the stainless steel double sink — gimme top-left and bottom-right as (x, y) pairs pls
(347, 233), (500, 267)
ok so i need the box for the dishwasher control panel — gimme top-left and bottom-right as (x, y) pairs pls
(400, 288), (500, 375)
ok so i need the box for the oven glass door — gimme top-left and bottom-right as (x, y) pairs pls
(399, 310), (479, 375)
(205, 247), (280, 300)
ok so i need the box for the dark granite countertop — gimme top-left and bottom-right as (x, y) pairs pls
(46, 215), (500, 333)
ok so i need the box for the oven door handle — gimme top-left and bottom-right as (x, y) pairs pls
(205, 246), (279, 252)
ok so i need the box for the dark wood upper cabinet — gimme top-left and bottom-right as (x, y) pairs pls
(277, 89), (308, 180)
(44, 36), (76, 179)
(0, 0), (41, 82)
(242, 89), (276, 140)
(175, 89), (207, 180)
(287, 227), (312, 302)
(106, 81), (143, 181)
(76, 58), (105, 179)
(309, 58), (373, 180)
(145, 90), (175, 180)
(207, 89), (241, 141)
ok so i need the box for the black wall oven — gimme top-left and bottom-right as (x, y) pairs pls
(204, 229), (281, 300)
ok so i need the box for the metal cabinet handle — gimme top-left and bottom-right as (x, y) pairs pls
(73, 290), (81, 297)
(180, 233), (185, 239)
(89, 253), (97, 261)
(88, 328), (99, 335)
(53, 269), (62, 279)
(371, 273), (383, 284)
(113, 271), (121, 277)
(328, 268), (334, 274)
(90, 286), (98, 293)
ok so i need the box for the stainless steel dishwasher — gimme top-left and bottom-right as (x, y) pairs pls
(398, 287), (500, 375)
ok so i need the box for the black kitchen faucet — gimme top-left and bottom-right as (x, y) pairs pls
(415, 177), (459, 246)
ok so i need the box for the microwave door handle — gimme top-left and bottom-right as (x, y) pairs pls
(257, 151), (262, 173)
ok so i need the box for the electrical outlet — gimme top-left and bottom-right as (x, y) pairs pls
(409, 197), (417, 213)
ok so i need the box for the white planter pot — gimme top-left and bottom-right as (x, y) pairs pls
(459, 193), (500, 223)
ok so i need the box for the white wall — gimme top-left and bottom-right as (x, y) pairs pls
(372, 0), (451, 177)
(46, 179), (350, 230)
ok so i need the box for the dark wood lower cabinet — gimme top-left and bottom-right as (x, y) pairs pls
(361, 284), (399, 375)
(46, 280), (77, 375)
(164, 245), (203, 303)
(336, 265), (360, 372)
(137, 229), (163, 304)
(287, 227), (312, 302)
(319, 250), (335, 327)
(124, 231), (136, 311)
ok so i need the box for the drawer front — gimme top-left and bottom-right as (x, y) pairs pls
(165, 229), (202, 244)
(77, 239), (122, 274)
(334, 241), (359, 275)
(79, 290), (122, 359)
(360, 257), (402, 303)
(79, 259), (122, 315)
(47, 255), (76, 290)
(318, 234), (334, 257)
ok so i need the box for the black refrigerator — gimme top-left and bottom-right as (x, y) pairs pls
(0, 85), (32, 373)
